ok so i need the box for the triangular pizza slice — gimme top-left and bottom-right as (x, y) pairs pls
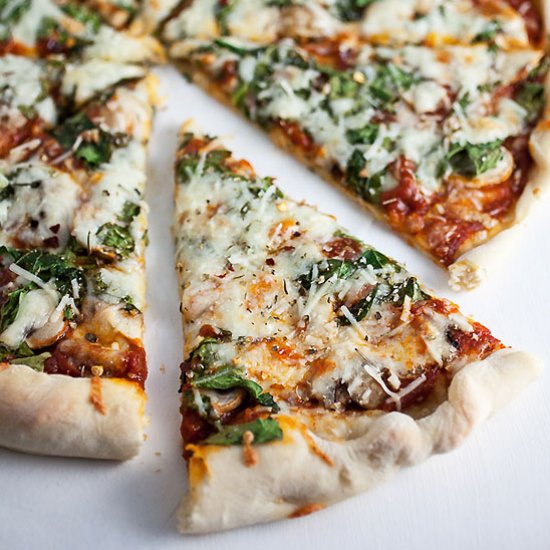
(168, 37), (550, 289)
(173, 127), (540, 533)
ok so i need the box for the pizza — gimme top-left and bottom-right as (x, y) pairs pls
(164, 2), (550, 289)
(160, 0), (543, 48)
(0, 1), (160, 459)
(0, 0), (544, 536)
(172, 127), (541, 533)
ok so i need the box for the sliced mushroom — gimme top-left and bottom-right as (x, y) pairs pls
(204, 389), (246, 416)
(26, 308), (69, 349)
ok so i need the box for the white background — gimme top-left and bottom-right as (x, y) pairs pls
(1, 65), (549, 550)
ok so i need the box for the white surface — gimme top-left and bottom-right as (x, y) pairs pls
(1, 65), (550, 550)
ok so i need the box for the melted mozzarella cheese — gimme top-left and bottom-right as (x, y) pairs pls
(62, 61), (146, 105)
(73, 141), (146, 252)
(10, 0), (63, 46)
(0, 162), (81, 250)
(174, 134), (486, 415)
(0, 288), (60, 348)
(0, 55), (57, 125)
(96, 258), (146, 311)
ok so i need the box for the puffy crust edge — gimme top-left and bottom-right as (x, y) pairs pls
(177, 348), (541, 534)
(0, 364), (146, 460)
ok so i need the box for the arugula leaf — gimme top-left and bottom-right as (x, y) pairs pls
(192, 365), (279, 411)
(515, 82), (545, 122)
(346, 124), (379, 145)
(447, 140), (503, 178)
(96, 223), (135, 258)
(0, 0), (31, 39)
(10, 352), (51, 372)
(205, 418), (283, 445)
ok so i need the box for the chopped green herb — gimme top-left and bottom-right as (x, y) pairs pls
(515, 82), (545, 122)
(447, 140), (503, 178)
(62, 3), (101, 33)
(214, 0), (235, 36)
(346, 124), (379, 145)
(473, 19), (502, 43)
(96, 223), (135, 258)
(119, 201), (141, 224)
(335, 0), (377, 22)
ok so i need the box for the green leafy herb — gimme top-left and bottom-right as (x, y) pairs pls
(192, 365), (279, 411)
(473, 19), (502, 43)
(0, 246), (85, 297)
(346, 124), (379, 145)
(177, 147), (233, 182)
(0, 286), (29, 333)
(214, 0), (235, 36)
(0, 341), (34, 361)
(54, 113), (128, 169)
(0, 184), (14, 201)
(213, 38), (259, 57)
(329, 73), (360, 99)
(297, 248), (392, 290)
(515, 82), (545, 122)
(338, 285), (380, 325)
(122, 295), (140, 314)
(335, 0), (377, 22)
(188, 337), (221, 367)
(10, 352), (51, 372)
(119, 201), (141, 224)
(447, 140), (503, 178)
(96, 223), (135, 258)
(205, 418), (283, 446)
(17, 104), (37, 119)
(62, 3), (101, 33)
(0, 0), (31, 22)
(345, 149), (384, 203)
(368, 63), (418, 107)
(338, 277), (429, 325)
(457, 92), (470, 112)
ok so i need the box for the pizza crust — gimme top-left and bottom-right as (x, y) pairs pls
(0, 364), (146, 460)
(449, 6), (550, 290)
(177, 348), (541, 533)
